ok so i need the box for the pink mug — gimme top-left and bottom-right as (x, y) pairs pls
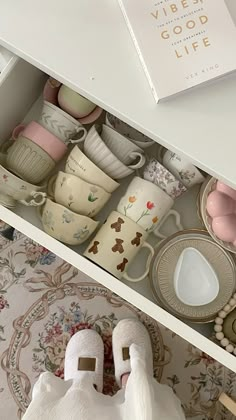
(12, 121), (67, 161)
(6, 122), (67, 184)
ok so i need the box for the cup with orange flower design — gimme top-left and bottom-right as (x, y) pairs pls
(117, 177), (182, 236)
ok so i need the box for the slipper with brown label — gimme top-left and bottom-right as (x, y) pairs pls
(64, 329), (104, 392)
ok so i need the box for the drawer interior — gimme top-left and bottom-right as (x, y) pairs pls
(0, 58), (233, 368)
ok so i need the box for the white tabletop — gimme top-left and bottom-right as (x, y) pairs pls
(0, 0), (236, 186)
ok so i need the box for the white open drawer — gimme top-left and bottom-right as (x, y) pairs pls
(0, 58), (236, 375)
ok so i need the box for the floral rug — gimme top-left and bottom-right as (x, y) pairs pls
(0, 229), (235, 419)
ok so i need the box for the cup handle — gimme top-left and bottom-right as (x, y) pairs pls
(66, 127), (87, 144)
(47, 174), (57, 198)
(19, 192), (47, 207)
(153, 209), (183, 239)
(128, 153), (146, 170)
(122, 242), (154, 283)
(12, 124), (25, 140)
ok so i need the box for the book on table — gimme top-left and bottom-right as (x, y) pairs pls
(118, 0), (236, 102)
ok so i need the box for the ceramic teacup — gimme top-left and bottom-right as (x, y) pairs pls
(163, 150), (205, 188)
(84, 125), (146, 179)
(65, 146), (119, 193)
(143, 158), (187, 199)
(117, 177), (182, 236)
(7, 136), (56, 184)
(12, 122), (67, 161)
(48, 171), (111, 217)
(7, 122), (67, 184)
(38, 101), (87, 144)
(58, 85), (97, 118)
(84, 211), (154, 282)
(106, 112), (155, 149)
(40, 199), (99, 245)
(0, 162), (46, 208)
(43, 77), (103, 125)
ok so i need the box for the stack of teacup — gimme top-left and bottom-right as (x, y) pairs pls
(84, 148), (205, 282)
(0, 84), (96, 210)
(40, 121), (146, 246)
(41, 150), (114, 246)
(6, 99), (89, 186)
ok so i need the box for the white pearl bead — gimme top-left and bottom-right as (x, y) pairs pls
(214, 325), (222, 332)
(215, 317), (223, 325)
(226, 344), (234, 353)
(216, 332), (224, 340)
(221, 338), (229, 347)
(219, 311), (227, 319)
(223, 304), (231, 312)
(233, 348), (236, 356)
(230, 299), (236, 307)
(233, 293), (236, 300)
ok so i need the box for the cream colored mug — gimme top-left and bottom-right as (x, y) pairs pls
(48, 171), (111, 217)
(84, 211), (154, 282)
(117, 177), (182, 236)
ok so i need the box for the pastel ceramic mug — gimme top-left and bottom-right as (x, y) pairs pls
(43, 77), (104, 125)
(0, 162), (47, 208)
(40, 199), (99, 246)
(58, 85), (97, 118)
(84, 211), (154, 282)
(143, 158), (187, 199)
(65, 146), (119, 193)
(117, 177), (182, 236)
(84, 125), (146, 179)
(38, 101), (87, 144)
(163, 150), (205, 188)
(48, 171), (111, 217)
(7, 122), (67, 184)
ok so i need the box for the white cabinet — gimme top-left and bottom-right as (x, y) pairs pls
(0, 1), (236, 377)
(0, 1), (236, 185)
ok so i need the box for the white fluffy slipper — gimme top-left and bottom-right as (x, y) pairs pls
(112, 318), (153, 387)
(64, 329), (104, 392)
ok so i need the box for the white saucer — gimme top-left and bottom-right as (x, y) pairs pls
(149, 230), (236, 323)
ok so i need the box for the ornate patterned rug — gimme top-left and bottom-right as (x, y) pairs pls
(0, 228), (235, 420)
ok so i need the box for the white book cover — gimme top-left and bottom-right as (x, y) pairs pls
(118, 0), (236, 102)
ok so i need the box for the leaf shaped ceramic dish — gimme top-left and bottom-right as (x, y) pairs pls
(174, 247), (219, 306)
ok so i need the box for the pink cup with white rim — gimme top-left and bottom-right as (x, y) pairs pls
(6, 122), (68, 184)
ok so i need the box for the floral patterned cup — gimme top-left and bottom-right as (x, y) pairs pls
(48, 171), (111, 217)
(40, 199), (99, 246)
(143, 158), (187, 199)
(117, 177), (182, 235)
(163, 150), (205, 188)
(0, 162), (47, 209)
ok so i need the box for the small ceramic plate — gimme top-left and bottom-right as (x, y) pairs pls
(43, 77), (103, 124)
(149, 230), (236, 323)
(200, 177), (236, 254)
(173, 247), (219, 306)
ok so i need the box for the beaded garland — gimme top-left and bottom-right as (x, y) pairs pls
(214, 293), (236, 354)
